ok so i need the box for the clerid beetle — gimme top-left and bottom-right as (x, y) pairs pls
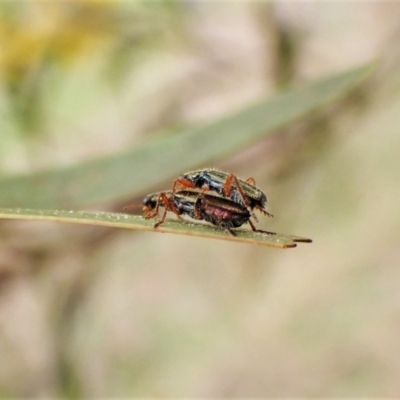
(172, 168), (273, 220)
(142, 189), (267, 236)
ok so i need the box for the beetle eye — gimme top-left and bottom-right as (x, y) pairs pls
(143, 195), (156, 209)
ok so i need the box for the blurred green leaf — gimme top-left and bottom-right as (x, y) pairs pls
(0, 63), (374, 208)
(0, 207), (311, 248)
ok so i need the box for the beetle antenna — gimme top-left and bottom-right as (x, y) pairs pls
(123, 203), (142, 212)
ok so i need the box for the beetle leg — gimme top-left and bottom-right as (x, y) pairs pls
(247, 210), (275, 235)
(144, 211), (158, 219)
(154, 193), (182, 228)
(224, 173), (260, 223)
(172, 178), (197, 193)
(255, 228), (276, 235)
(246, 177), (256, 185)
(224, 174), (264, 222)
(248, 218), (258, 231)
(154, 208), (168, 228)
(256, 206), (273, 218)
(246, 218), (276, 235)
(149, 192), (166, 218)
(151, 193), (167, 225)
(154, 215), (169, 228)
(161, 193), (181, 215)
(214, 219), (237, 237)
(223, 174), (235, 197)
(200, 184), (210, 194)
(224, 225), (237, 236)
(153, 193), (180, 228)
(224, 173), (253, 209)
(250, 211), (259, 223)
(244, 178), (273, 219)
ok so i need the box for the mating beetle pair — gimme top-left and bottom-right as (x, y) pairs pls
(128, 168), (273, 236)
(142, 189), (261, 237)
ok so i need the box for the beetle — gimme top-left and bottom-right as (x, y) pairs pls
(171, 168), (273, 220)
(142, 189), (269, 236)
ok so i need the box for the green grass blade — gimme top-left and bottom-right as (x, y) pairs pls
(0, 63), (374, 208)
(0, 208), (312, 249)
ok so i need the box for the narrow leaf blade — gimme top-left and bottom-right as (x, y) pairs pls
(0, 208), (312, 249)
(0, 63), (375, 208)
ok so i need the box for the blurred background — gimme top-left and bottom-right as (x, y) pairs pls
(1, 1), (400, 397)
